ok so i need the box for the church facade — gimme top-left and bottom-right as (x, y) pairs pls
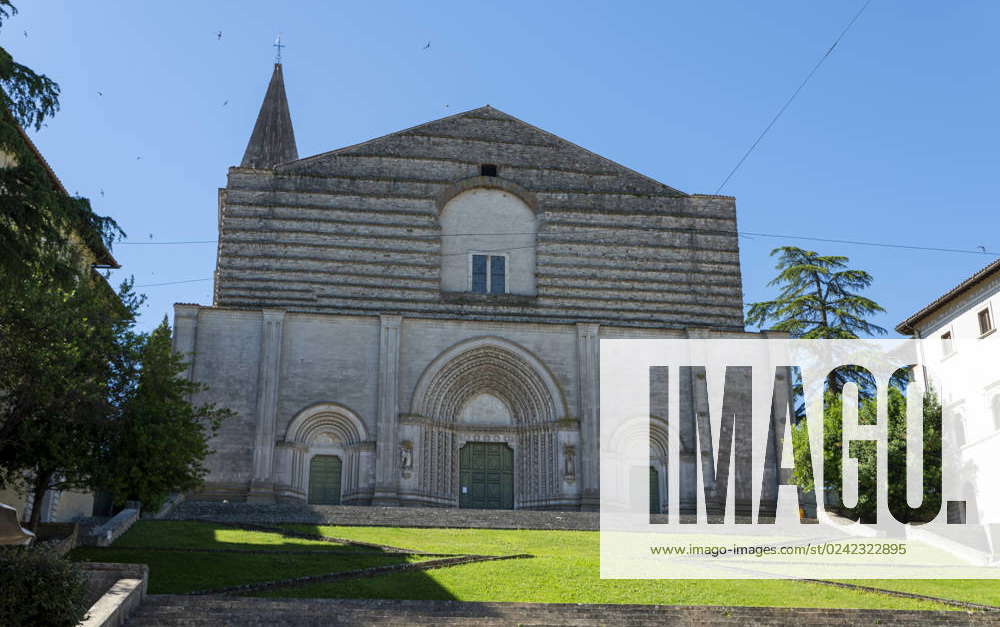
(174, 63), (761, 510)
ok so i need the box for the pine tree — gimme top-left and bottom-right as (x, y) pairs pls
(92, 318), (232, 511)
(746, 246), (887, 339)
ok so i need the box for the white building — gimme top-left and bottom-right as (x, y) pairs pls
(897, 257), (1000, 530)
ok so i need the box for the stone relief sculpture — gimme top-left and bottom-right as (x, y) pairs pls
(563, 444), (576, 481)
(400, 442), (413, 471)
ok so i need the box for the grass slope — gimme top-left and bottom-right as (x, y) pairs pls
(264, 524), (999, 610)
(69, 521), (999, 609)
(69, 521), (429, 594)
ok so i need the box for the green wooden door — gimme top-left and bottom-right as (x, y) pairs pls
(649, 466), (660, 514)
(459, 443), (513, 509)
(308, 455), (342, 505)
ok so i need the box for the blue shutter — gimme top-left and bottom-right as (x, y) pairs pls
(471, 255), (488, 293)
(489, 256), (506, 294)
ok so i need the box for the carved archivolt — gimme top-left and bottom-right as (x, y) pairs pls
(405, 337), (569, 508)
(279, 402), (371, 504)
(411, 337), (566, 424)
(284, 402), (367, 446)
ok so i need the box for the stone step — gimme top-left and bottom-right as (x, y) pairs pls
(125, 595), (995, 626)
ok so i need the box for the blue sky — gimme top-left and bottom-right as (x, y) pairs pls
(9, 1), (999, 334)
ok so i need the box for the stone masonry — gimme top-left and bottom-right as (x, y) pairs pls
(174, 62), (771, 512)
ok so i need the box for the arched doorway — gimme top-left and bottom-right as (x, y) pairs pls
(409, 336), (570, 510)
(459, 443), (513, 509)
(308, 455), (342, 505)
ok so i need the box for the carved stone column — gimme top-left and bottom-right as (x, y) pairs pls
(248, 308), (285, 502)
(373, 315), (402, 505)
(577, 323), (600, 510)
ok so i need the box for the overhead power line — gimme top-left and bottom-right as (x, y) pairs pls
(116, 230), (999, 257)
(715, 0), (873, 193)
(134, 278), (213, 288)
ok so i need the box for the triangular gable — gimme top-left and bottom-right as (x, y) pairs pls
(278, 105), (685, 197)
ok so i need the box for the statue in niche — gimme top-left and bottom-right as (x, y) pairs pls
(563, 444), (576, 480)
(400, 442), (413, 471)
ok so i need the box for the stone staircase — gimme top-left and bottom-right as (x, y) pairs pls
(126, 595), (995, 626)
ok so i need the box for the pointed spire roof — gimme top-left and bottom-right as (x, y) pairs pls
(241, 63), (298, 168)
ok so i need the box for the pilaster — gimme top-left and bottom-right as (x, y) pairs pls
(373, 314), (402, 505)
(577, 323), (600, 510)
(248, 308), (285, 502)
(172, 304), (200, 381)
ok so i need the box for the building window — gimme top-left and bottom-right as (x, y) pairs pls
(978, 308), (994, 336)
(941, 331), (954, 356)
(470, 254), (506, 294)
(480, 163), (498, 177)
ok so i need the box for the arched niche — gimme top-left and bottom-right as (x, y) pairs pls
(438, 186), (537, 296)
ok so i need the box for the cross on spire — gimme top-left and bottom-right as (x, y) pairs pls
(273, 34), (285, 63)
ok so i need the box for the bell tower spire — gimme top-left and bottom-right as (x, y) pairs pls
(240, 57), (298, 169)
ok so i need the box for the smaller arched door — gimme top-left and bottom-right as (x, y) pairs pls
(308, 455), (342, 505)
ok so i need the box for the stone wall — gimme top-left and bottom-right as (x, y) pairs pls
(213, 106), (743, 330)
(176, 302), (768, 509)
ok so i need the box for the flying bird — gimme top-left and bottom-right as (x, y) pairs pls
(100, 188), (104, 197)
(222, 100), (228, 106)
(217, 30), (223, 40)
(23, 30), (27, 38)
(149, 233), (153, 239)
(422, 41), (431, 50)
(97, 91), (103, 96)
(978, 245), (988, 253)
(136, 156), (142, 160)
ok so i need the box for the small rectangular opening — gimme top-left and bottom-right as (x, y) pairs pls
(480, 163), (498, 177)
(978, 308), (994, 335)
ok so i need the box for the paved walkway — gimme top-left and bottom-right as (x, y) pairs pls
(168, 501), (601, 530)
(126, 595), (997, 626)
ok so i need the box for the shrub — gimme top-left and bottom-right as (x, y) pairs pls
(0, 546), (89, 626)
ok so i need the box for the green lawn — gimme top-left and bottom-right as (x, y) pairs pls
(265, 524), (999, 610)
(69, 521), (431, 594)
(70, 520), (1000, 610)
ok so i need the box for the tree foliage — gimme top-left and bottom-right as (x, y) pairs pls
(0, 254), (140, 528)
(93, 318), (232, 511)
(792, 387), (943, 524)
(747, 246), (889, 394)
(0, 546), (88, 626)
(746, 246), (887, 339)
(0, 0), (122, 289)
(0, 2), (231, 525)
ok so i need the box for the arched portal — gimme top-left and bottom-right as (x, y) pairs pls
(275, 403), (374, 504)
(405, 337), (572, 509)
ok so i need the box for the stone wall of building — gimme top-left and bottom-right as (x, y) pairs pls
(175, 302), (771, 509)
(213, 106), (743, 330)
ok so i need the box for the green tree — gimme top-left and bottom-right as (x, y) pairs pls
(746, 246), (888, 394)
(0, 256), (141, 529)
(746, 246), (887, 339)
(792, 387), (943, 524)
(92, 318), (232, 511)
(0, 1), (121, 288)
